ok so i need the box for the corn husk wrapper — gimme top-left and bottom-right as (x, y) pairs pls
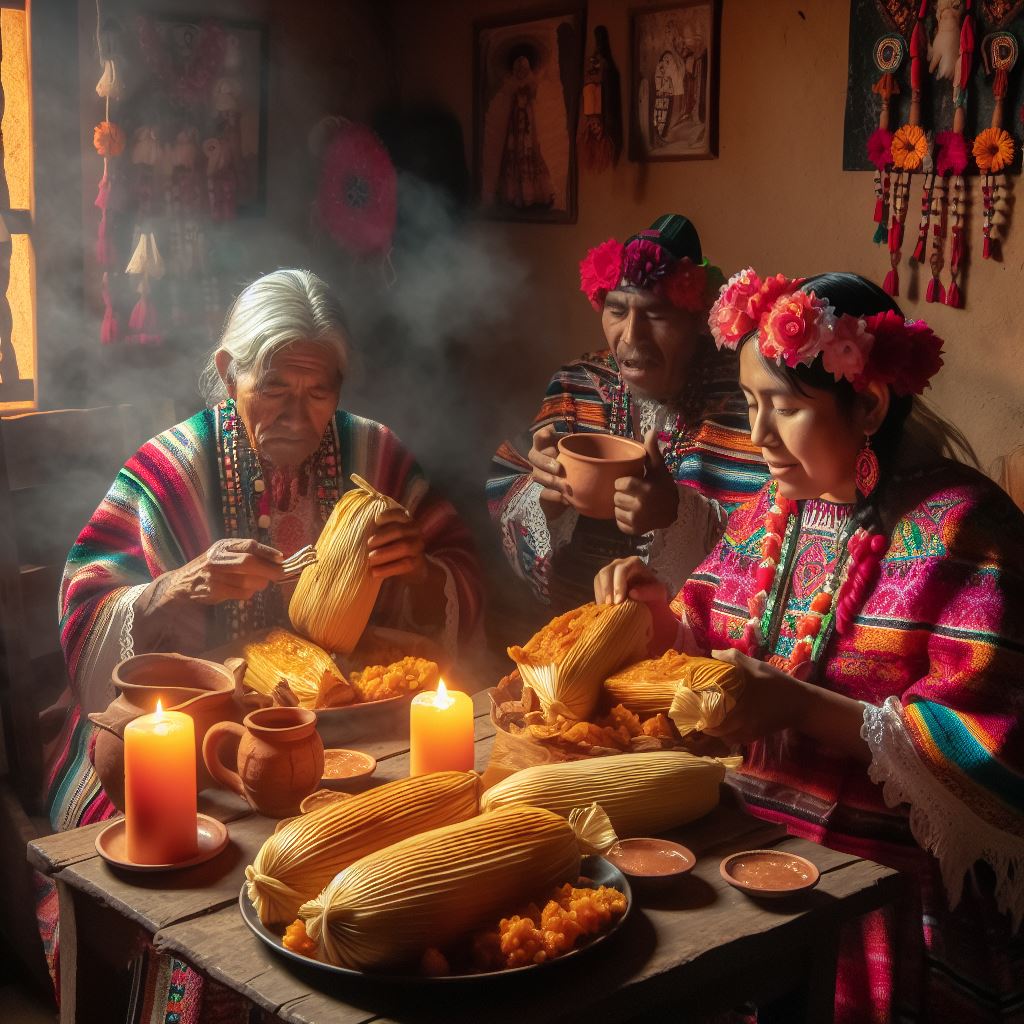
(299, 805), (582, 970)
(242, 629), (353, 709)
(480, 749), (732, 836)
(567, 802), (618, 855)
(668, 657), (746, 736)
(246, 770), (479, 926)
(508, 601), (653, 722)
(290, 474), (406, 655)
(602, 650), (698, 717)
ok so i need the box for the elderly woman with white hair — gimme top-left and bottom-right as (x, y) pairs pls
(49, 269), (482, 832)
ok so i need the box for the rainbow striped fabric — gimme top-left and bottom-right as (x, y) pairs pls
(678, 464), (1024, 1021)
(48, 405), (482, 832)
(487, 347), (767, 605)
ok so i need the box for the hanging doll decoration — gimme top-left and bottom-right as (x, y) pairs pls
(577, 26), (623, 173)
(886, 3), (932, 295)
(975, 32), (1018, 260)
(124, 231), (165, 345)
(943, 0), (975, 306)
(867, 34), (904, 244)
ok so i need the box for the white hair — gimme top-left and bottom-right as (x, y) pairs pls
(199, 269), (350, 405)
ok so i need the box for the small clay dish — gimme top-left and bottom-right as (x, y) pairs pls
(557, 433), (646, 519)
(604, 837), (696, 891)
(719, 849), (819, 898)
(95, 814), (229, 872)
(320, 748), (377, 788)
(298, 788), (353, 814)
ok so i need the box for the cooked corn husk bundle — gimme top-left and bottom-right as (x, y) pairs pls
(299, 805), (581, 970)
(668, 657), (746, 736)
(242, 629), (353, 710)
(246, 770), (480, 925)
(507, 601), (652, 721)
(480, 750), (727, 835)
(289, 473), (406, 655)
(603, 650), (696, 717)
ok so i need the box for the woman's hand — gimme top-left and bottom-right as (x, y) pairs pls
(527, 424), (573, 521)
(703, 649), (871, 762)
(366, 509), (428, 581)
(700, 649), (808, 745)
(594, 555), (670, 605)
(612, 431), (679, 536)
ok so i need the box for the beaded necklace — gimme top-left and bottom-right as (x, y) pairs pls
(739, 483), (888, 675)
(215, 398), (343, 639)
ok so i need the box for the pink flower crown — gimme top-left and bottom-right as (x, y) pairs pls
(579, 233), (725, 313)
(708, 268), (944, 397)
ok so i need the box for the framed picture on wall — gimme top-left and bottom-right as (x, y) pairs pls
(473, 5), (585, 223)
(629, 0), (721, 161)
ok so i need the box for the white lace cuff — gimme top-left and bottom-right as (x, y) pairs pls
(76, 583), (148, 715)
(862, 696), (1024, 928)
(645, 490), (727, 596)
(501, 479), (578, 574)
(398, 556), (460, 660)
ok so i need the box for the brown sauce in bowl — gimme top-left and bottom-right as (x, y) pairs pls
(727, 852), (813, 890)
(606, 838), (694, 877)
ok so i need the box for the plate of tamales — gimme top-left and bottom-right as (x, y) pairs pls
(238, 854), (632, 982)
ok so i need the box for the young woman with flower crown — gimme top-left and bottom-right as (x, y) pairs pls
(595, 271), (1024, 1022)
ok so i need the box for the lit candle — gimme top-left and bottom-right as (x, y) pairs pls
(410, 679), (474, 775)
(124, 701), (198, 864)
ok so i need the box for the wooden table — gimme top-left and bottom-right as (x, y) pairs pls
(30, 693), (905, 1024)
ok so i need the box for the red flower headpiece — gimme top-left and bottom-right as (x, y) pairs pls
(709, 268), (943, 396)
(579, 233), (724, 313)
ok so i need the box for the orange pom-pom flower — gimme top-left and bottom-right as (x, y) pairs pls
(973, 127), (1015, 174)
(93, 121), (126, 158)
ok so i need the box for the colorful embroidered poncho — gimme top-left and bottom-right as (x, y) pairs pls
(487, 347), (767, 610)
(676, 464), (1024, 1022)
(50, 405), (482, 832)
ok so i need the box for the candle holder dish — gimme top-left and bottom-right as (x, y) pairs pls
(719, 849), (820, 898)
(94, 814), (229, 872)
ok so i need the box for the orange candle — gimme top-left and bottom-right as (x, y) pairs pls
(410, 679), (474, 775)
(124, 701), (198, 864)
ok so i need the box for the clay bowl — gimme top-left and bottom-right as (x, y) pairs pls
(604, 837), (696, 893)
(320, 748), (377, 789)
(557, 433), (646, 519)
(719, 849), (820, 899)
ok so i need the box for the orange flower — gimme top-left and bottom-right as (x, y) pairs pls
(973, 127), (1015, 174)
(93, 121), (126, 158)
(891, 124), (928, 171)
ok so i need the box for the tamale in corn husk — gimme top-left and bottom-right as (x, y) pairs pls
(242, 629), (353, 709)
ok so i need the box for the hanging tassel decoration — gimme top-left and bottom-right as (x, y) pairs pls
(868, 36), (903, 243)
(100, 272), (120, 345)
(947, 176), (965, 307)
(911, 138), (935, 264)
(926, 170), (947, 303)
(124, 232), (165, 345)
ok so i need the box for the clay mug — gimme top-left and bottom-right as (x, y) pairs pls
(556, 432), (647, 519)
(90, 653), (242, 811)
(203, 706), (324, 817)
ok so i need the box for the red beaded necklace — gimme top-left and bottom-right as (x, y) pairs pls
(739, 483), (888, 674)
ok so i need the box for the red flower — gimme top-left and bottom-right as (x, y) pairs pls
(663, 257), (708, 313)
(579, 239), (625, 309)
(935, 130), (969, 177)
(858, 312), (944, 395)
(709, 268), (762, 349)
(620, 238), (670, 289)
(747, 273), (797, 326)
(866, 128), (894, 172)
(763, 290), (831, 366)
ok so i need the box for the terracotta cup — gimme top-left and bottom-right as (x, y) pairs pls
(203, 706), (325, 818)
(90, 653), (243, 812)
(556, 432), (647, 519)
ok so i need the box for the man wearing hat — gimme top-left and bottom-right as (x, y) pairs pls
(488, 214), (767, 613)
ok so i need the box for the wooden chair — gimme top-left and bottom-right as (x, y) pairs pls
(0, 402), (173, 994)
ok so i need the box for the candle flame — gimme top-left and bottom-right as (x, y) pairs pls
(433, 678), (454, 709)
(155, 699), (164, 720)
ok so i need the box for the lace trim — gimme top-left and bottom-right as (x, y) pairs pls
(646, 489), (727, 595)
(76, 583), (148, 715)
(634, 397), (676, 438)
(429, 555), (460, 659)
(501, 479), (578, 571)
(862, 697), (1024, 929)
